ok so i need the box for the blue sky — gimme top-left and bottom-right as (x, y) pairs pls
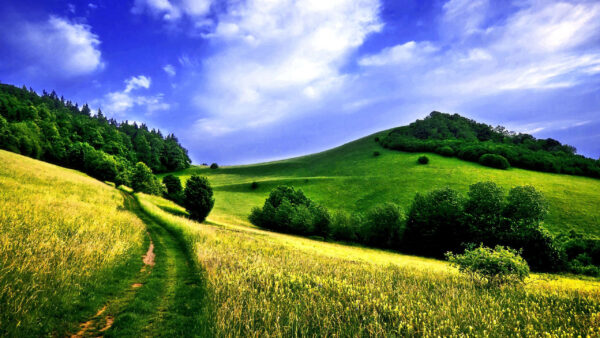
(1, 0), (599, 164)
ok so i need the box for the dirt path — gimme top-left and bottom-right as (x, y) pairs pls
(69, 193), (206, 337)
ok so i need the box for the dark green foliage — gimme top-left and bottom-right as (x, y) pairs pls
(374, 137), (379, 142)
(555, 231), (600, 276)
(0, 82), (191, 186)
(417, 155), (429, 164)
(250, 181), (259, 190)
(479, 154), (510, 169)
(249, 186), (330, 236)
(131, 162), (164, 195)
(359, 203), (404, 249)
(464, 182), (505, 243)
(380, 111), (600, 179)
(183, 175), (215, 222)
(404, 188), (466, 256)
(438, 146), (454, 157)
(329, 211), (361, 243)
(503, 185), (547, 225)
(163, 174), (183, 204)
(446, 245), (530, 287)
(373, 151), (380, 157)
(210, 163), (219, 169)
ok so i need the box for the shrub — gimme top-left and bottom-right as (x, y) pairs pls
(417, 155), (429, 164)
(249, 186), (330, 237)
(131, 162), (163, 195)
(183, 175), (215, 222)
(478, 154), (510, 169)
(503, 185), (547, 225)
(373, 151), (380, 157)
(404, 187), (466, 256)
(446, 245), (530, 287)
(374, 137), (380, 142)
(250, 181), (259, 190)
(438, 146), (454, 157)
(163, 174), (183, 204)
(464, 182), (505, 242)
(360, 203), (405, 249)
(329, 211), (361, 242)
(210, 163), (219, 169)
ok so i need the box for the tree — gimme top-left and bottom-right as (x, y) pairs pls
(503, 185), (547, 226)
(360, 203), (404, 249)
(479, 154), (510, 169)
(404, 187), (465, 256)
(131, 162), (162, 195)
(464, 182), (505, 242)
(163, 174), (183, 204)
(210, 163), (219, 169)
(183, 175), (215, 222)
(417, 155), (429, 164)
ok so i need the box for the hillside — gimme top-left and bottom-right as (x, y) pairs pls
(134, 189), (600, 336)
(165, 130), (600, 237)
(0, 150), (145, 336)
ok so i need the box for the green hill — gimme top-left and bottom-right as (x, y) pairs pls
(165, 130), (600, 237)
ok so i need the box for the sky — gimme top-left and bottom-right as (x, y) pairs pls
(1, 0), (599, 164)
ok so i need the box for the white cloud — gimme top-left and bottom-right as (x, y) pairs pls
(358, 0), (600, 97)
(8, 16), (103, 77)
(124, 75), (151, 92)
(359, 41), (438, 66)
(101, 75), (169, 116)
(189, 0), (382, 136)
(163, 64), (176, 76)
(132, 0), (212, 21)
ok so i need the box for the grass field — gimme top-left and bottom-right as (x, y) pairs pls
(137, 192), (600, 336)
(164, 131), (600, 236)
(0, 150), (146, 336)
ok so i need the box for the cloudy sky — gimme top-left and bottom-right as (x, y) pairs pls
(1, 0), (599, 164)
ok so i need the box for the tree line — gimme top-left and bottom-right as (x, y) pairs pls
(249, 184), (600, 276)
(379, 111), (600, 178)
(0, 83), (191, 186)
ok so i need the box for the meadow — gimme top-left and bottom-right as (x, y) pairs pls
(0, 150), (146, 336)
(137, 192), (600, 336)
(164, 132), (600, 237)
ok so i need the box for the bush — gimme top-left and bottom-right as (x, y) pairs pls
(250, 181), (259, 190)
(329, 211), (361, 242)
(446, 245), (530, 287)
(503, 185), (547, 225)
(374, 137), (380, 142)
(404, 187), (466, 256)
(131, 162), (163, 195)
(417, 155), (429, 164)
(183, 175), (215, 222)
(360, 203), (404, 249)
(210, 163), (219, 169)
(163, 174), (183, 204)
(478, 153), (510, 169)
(249, 186), (330, 237)
(438, 146), (454, 157)
(373, 151), (380, 157)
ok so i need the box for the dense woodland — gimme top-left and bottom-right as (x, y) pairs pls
(0, 83), (190, 185)
(380, 111), (600, 178)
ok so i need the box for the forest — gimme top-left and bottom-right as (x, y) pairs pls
(0, 83), (190, 185)
(379, 111), (600, 178)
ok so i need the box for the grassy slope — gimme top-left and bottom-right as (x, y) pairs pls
(137, 192), (600, 336)
(0, 150), (146, 336)
(164, 131), (600, 236)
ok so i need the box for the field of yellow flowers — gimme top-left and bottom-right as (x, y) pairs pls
(0, 150), (146, 336)
(137, 192), (600, 336)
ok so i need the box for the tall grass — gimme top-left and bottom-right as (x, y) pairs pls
(137, 192), (600, 336)
(0, 150), (145, 336)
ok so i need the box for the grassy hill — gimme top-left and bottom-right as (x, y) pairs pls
(0, 150), (146, 336)
(164, 131), (600, 236)
(136, 190), (600, 336)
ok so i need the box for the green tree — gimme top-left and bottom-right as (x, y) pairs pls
(183, 175), (215, 222)
(131, 162), (162, 195)
(503, 185), (547, 225)
(163, 174), (183, 204)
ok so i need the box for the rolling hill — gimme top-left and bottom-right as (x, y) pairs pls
(163, 130), (600, 237)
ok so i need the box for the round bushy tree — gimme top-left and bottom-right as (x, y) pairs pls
(464, 181), (505, 241)
(417, 155), (429, 164)
(438, 146), (455, 157)
(360, 203), (405, 249)
(478, 154), (510, 169)
(183, 175), (215, 222)
(162, 174), (183, 203)
(503, 185), (547, 225)
(446, 245), (530, 287)
(131, 162), (163, 195)
(210, 163), (219, 169)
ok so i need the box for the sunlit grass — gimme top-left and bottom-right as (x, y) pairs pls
(0, 150), (145, 336)
(138, 192), (600, 336)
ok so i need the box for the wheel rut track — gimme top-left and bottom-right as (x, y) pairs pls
(69, 192), (206, 337)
